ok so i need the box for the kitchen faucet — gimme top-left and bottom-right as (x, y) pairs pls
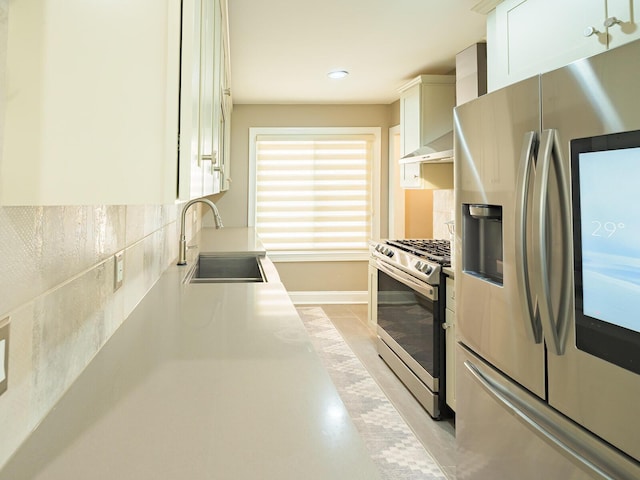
(177, 198), (223, 265)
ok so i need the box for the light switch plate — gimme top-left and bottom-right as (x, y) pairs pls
(0, 317), (9, 396)
(114, 251), (124, 291)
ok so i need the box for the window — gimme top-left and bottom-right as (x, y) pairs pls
(249, 127), (381, 261)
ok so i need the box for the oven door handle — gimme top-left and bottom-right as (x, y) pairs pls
(375, 259), (436, 301)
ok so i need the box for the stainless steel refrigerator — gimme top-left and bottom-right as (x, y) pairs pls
(454, 39), (640, 479)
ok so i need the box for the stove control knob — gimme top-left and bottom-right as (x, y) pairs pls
(375, 245), (394, 257)
(415, 262), (434, 275)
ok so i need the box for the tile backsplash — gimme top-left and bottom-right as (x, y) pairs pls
(0, 204), (198, 468)
(432, 189), (454, 240)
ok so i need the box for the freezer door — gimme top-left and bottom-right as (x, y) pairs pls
(457, 345), (640, 480)
(454, 76), (546, 398)
(541, 39), (640, 462)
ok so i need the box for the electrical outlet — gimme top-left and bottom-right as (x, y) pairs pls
(114, 251), (124, 291)
(0, 317), (9, 396)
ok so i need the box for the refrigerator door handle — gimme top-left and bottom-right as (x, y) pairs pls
(514, 131), (542, 343)
(463, 358), (636, 480)
(532, 129), (572, 356)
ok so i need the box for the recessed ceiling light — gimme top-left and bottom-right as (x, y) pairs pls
(327, 70), (349, 79)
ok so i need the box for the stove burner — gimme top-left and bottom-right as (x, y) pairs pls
(386, 239), (451, 265)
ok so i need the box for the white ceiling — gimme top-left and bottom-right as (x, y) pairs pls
(228, 0), (487, 105)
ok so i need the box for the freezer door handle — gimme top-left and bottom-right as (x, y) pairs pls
(532, 129), (572, 356)
(515, 131), (542, 343)
(463, 357), (638, 480)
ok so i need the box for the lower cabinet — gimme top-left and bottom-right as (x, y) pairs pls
(445, 275), (456, 411)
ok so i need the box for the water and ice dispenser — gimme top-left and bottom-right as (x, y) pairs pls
(462, 204), (503, 285)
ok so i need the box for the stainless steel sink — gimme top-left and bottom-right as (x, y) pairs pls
(186, 254), (266, 283)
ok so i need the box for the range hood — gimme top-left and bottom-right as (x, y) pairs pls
(399, 130), (453, 164)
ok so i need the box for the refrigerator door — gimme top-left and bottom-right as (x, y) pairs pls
(457, 345), (640, 480)
(454, 76), (546, 398)
(541, 39), (640, 461)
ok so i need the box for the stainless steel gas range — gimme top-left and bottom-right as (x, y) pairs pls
(370, 239), (451, 419)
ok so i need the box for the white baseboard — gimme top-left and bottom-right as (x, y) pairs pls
(288, 290), (368, 305)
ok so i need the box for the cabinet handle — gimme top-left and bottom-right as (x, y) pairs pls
(202, 153), (219, 174)
(583, 26), (601, 37)
(604, 16), (622, 28)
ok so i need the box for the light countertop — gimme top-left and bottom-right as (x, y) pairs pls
(0, 228), (380, 480)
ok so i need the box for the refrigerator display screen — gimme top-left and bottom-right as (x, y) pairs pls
(572, 130), (640, 375)
(578, 147), (640, 333)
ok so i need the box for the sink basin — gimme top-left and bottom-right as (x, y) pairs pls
(187, 254), (266, 283)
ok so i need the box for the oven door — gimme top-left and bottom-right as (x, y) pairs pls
(375, 259), (441, 396)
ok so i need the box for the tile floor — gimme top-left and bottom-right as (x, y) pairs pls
(302, 304), (456, 480)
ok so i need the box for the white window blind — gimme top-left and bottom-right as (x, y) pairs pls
(253, 133), (374, 254)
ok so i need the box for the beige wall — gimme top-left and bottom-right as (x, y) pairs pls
(216, 104), (395, 292)
(390, 99), (400, 127)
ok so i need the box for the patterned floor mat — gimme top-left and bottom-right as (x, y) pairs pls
(297, 306), (447, 480)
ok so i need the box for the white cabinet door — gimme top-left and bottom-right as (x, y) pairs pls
(400, 163), (422, 189)
(399, 76), (455, 157)
(489, 0), (606, 91)
(398, 75), (455, 189)
(399, 84), (422, 157)
(200, 0), (221, 196)
(217, 0), (233, 192)
(179, 0), (206, 200)
(398, 81), (421, 188)
(489, 0), (640, 92)
(178, 0), (230, 199)
(606, 0), (640, 48)
(1, 0), (230, 205)
(2, 0), (182, 205)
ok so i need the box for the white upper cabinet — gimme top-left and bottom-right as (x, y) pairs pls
(200, 0), (222, 197)
(179, 0), (225, 200)
(180, 0), (206, 201)
(488, 0), (640, 91)
(210, 0), (232, 193)
(606, 0), (640, 48)
(2, 0), (181, 205)
(218, 0), (233, 193)
(173, 0), (232, 201)
(398, 75), (455, 189)
(1, 0), (231, 205)
(399, 75), (455, 159)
